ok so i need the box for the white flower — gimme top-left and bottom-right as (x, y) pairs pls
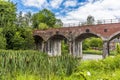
(87, 71), (91, 76)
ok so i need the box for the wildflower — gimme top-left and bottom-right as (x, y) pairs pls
(87, 71), (91, 76)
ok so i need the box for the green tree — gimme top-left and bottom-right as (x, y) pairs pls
(0, 28), (6, 49)
(32, 9), (56, 28)
(87, 15), (95, 25)
(24, 11), (32, 27)
(83, 37), (102, 50)
(89, 38), (102, 49)
(61, 40), (69, 55)
(54, 19), (63, 28)
(22, 27), (35, 49)
(10, 27), (34, 50)
(0, 0), (16, 27)
(12, 31), (25, 50)
(16, 11), (24, 27)
(12, 27), (34, 50)
(38, 23), (49, 30)
(83, 38), (91, 50)
(2, 25), (17, 49)
(116, 43), (120, 54)
(16, 11), (32, 27)
(0, 1), (34, 50)
(3, 25), (34, 50)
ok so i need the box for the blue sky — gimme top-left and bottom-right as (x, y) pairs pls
(11, 0), (120, 24)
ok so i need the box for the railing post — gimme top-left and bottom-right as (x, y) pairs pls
(110, 19), (112, 23)
(118, 18), (120, 23)
(79, 22), (81, 26)
(63, 18), (120, 27)
(104, 20), (105, 24)
(69, 23), (70, 27)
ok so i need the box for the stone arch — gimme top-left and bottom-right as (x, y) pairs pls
(47, 34), (68, 41)
(108, 31), (120, 41)
(108, 31), (120, 55)
(46, 34), (69, 56)
(75, 32), (102, 41)
(72, 32), (103, 58)
(33, 35), (44, 51)
(33, 34), (45, 41)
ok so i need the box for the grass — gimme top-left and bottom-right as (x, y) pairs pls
(83, 49), (102, 55)
(0, 50), (120, 80)
(0, 50), (80, 80)
(83, 49), (117, 55)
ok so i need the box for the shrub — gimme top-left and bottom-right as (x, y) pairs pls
(38, 23), (49, 30)
(116, 43), (120, 54)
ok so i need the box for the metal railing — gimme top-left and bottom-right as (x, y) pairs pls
(63, 18), (120, 27)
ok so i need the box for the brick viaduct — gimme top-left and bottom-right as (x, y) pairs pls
(33, 23), (120, 58)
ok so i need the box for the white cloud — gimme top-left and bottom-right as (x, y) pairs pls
(21, 0), (120, 25)
(50, 0), (63, 8)
(22, 0), (48, 8)
(64, 0), (78, 8)
(58, 0), (120, 24)
(22, 0), (64, 9)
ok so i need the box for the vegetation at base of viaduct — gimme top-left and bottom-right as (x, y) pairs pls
(0, 50), (120, 80)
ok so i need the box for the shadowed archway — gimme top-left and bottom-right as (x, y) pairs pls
(34, 35), (44, 51)
(73, 32), (103, 58)
(109, 31), (120, 41)
(108, 31), (120, 55)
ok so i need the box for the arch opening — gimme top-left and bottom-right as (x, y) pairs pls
(73, 33), (103, 59)
(47, 35), (69, 56)
(75, 33), (100, 41)
(109, 32), (120, 55)
(33, 35), (44, 51)
(48, 34), (68, 41)
(109, 33), (120, 41)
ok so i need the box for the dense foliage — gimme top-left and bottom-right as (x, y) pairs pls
(0, 0), (16, 28)
(0, 50), (120, 80)
(2, 26), (34, 49)
(61, 41), (69, 55)
(0, 28), (6, 49)
(83, 37), (103, 50)
(32, 8), (63, 29)
(0, 1), (34, 49)
(32, 9), (56, 28)
(16, 11), (32, 27)
(0, 50), (79, 80)
(116, 43), (120, 54)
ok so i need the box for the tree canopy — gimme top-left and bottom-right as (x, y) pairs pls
(32, 9), (57, 28)
(0, 0), (34, 50)
(87, 15), (95, 25)
(0, 0), (16, 27)
(83, 37), (102, 50)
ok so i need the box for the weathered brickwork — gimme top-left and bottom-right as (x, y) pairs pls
(33, 23), (120, 58)
(33, 23), (120, 41)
